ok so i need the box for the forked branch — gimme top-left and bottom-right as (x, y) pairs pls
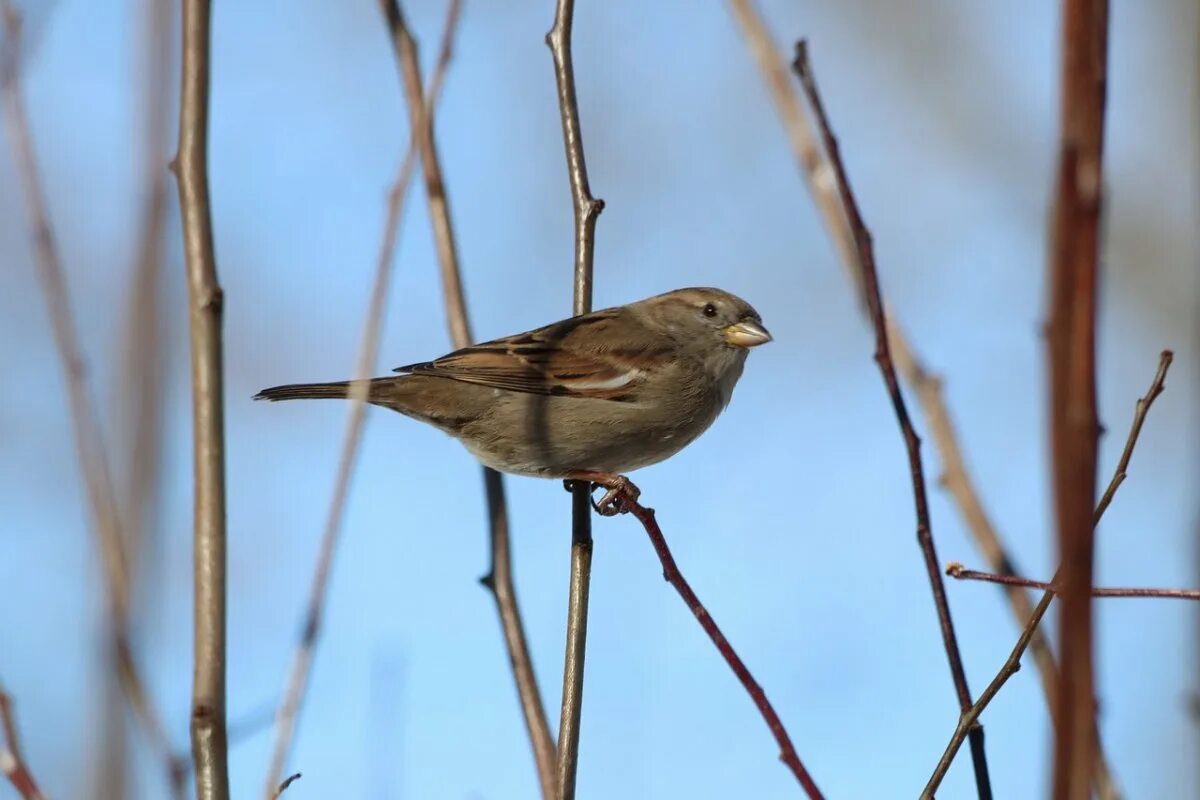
(379, 1), (557, 796)
(262, 3), (472, 795)
(923, 350), (1172, 798)
(791, 41), (992, 799)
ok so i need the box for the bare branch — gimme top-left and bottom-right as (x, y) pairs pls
(171, 0), (230, 795)
(261, 4), (468, 795)
(947, 564), (1200, 599)
(0, 2), (184, 795)
(727, 2), (1125, 791)
(1047, 3), (1109, 797)
(790, 41), (992, 799)
(378, 2), (558, 797)
(612, 497), (825, 797)
(0, 685), (46, 800)
(923, 350), (1171, 798)
(545, 0), (606, 796)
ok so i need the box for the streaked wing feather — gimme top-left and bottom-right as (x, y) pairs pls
(393, 308), (669, 400)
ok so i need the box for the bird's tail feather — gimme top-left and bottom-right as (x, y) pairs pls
(254, 378), (387, 403)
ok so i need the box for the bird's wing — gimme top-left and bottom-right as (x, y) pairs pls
(394, 308), (671, 401)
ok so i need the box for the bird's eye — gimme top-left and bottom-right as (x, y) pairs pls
(702, 303), (717, 318)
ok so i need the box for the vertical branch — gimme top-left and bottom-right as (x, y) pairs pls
(0, 685), (46, 800)
(378, 2), (558, 797)
(791, 43), (993, 799)
(171, 0), (229, 796)
(261, 4), (469, 794)
(1047, 4), (1108, 798)
(1, 1), (185, 796)
(546, 1), (604, 797)
(101, 0), (178, 796)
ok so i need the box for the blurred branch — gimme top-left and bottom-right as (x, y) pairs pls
(260, 3), (465, 795)
(0, 684), (46, 800)
(1047, 3), (1109, 798)
(924, 350), (1169, 797)
(379, 2), (560, 797)
(791, 41), (992, 799)
(545, 0), (605, 797)
(947, 564), (1200, 599)
(170, 0), (229, 796)
(0, 2), (185, 797)
(100, 0), (177, 796)
(616, 496), (825, 797)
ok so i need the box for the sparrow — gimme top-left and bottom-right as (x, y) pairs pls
(255, 287), (771, 513)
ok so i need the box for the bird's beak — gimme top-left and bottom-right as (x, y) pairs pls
(723, 319), (773, 348)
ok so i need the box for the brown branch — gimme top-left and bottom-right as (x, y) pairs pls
(1048, 3), (1109, 797)
(947, 564), (1200, 599)
(0, 685), (46, 800)
(613, 497), (825, 797)
(0, 2), (185, 796)
(378, 2), (559, 798)
(260, 4), (466, 795)
(790, 42), (992, 799)
(728, 2), (1123, 791)
(545, 1), (605, 797)
(170, 0), (229, 796)
(923, 350), (1171, 798)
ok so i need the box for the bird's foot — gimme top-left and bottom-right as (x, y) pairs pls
(563, 471), (641, 516)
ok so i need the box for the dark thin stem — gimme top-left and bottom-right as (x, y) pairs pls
(379, 2), (558, 797)
(546, 1), (604, 798)
(1047, 4), (1109, 797)
(171, 0), (230, 796)
(947, 564), (1200, 599)
(924, 350), (1171, 798)
(790, 41), (992, 800)
(618, 498), (825, 798)
(0, 685), (47, 800)
(261, 4), (465, 795)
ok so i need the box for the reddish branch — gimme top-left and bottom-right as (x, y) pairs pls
(613, 497), (824, 799)
(1047, 3), (1109, 798)
(947, 563), (1200, 599)
(0, 687), (46, 800)
(790, 42), (992, 798)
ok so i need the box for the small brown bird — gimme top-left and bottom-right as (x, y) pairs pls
(255, 287), (771, 512)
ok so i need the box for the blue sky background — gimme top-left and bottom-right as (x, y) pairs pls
(1, 1), (1197, 798)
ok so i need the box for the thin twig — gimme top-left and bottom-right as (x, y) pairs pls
(727, 3), (1122, 791)
(378, 3), (558, 797)
(923, 350), (1171, 798)
(0, 2), (185, 796)
(260, 5), (465, 795)
(0, 685), (47, 800)
(615, 498), (824, 797)
(1047, 3), (1109, 797)
(171, 0), (230, 796)
(791, 41), (992, 799)
(545, 0), (605, 797)
(947, 564), (1200, 599)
